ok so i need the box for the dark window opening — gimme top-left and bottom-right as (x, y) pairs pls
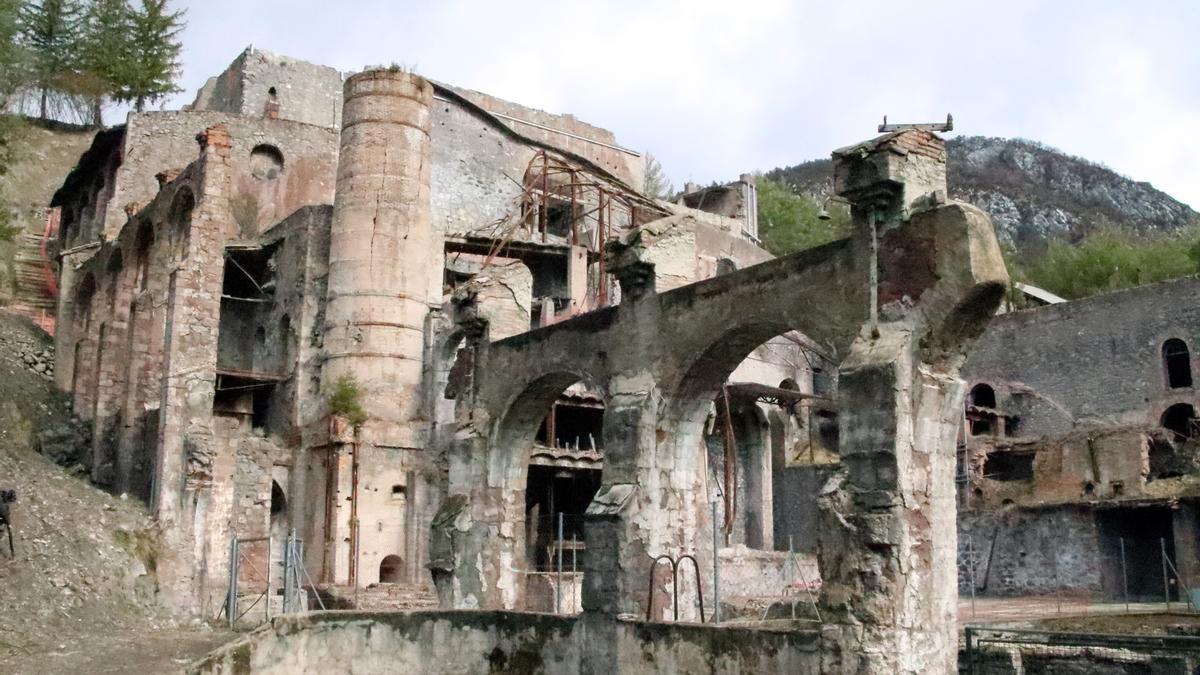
(969, 416), (995, 436)
(391, 484), (406, 499)
(212, 375), (276, 431)
(379, 554), (404, 583)
(1162, 403), (1198, 441)
(1163, 339), (1193, 389)
(983, 451), (1034, 482)
(1148, 434), (1198, 481)
(223, 244), (278, 299)
(1005, 416), (1022, 436)
(970, 383), (996, 409)
(536, 402), (604, 451)
(1097, 507), (1178, 600)
(270, 480), (287, 516)
(134, 223), (154, 292)
(169, 188), (195, 259)
(546, 201), (575, 238)
(251, 387), (271, 429)
(524, 465), (601, 571)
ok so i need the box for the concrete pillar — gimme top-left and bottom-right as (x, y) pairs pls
(322, 69), (438, 585)
(567, 245), (588, 314)
(154, 125), (235, 614)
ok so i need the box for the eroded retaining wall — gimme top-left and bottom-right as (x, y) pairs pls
(190, 611), (819, 675)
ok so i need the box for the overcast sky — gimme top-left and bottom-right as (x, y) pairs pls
(154, 0), (1200, 207)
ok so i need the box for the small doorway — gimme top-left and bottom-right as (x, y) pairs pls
(379, 555), (404, 584)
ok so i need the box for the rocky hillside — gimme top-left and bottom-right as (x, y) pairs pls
(766, 136), (1199, 253)
(0, 313), (230, 673)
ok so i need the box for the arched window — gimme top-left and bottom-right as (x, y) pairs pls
(969, 383), (996, 409)
(1161, 403), (1198, 441)
(1163, 339), (1193, 389)
(270, 480), (287, 516)
(250, 144), (284, 180)
(133, 221), (154, 292)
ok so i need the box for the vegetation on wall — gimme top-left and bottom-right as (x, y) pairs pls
(755, 176), (850, 256)
(10, 0), (185, 125)
(329, 375), (368, 427)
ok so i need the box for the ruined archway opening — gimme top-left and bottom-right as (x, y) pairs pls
(657, 323), (837, 620)
(1162, 403), (1198, 442)
(494, 374), (603, 612)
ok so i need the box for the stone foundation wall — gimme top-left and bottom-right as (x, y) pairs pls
(958, 505), (1102, 596)
(189, 611), (820, 675)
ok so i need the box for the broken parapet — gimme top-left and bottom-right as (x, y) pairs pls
(832, 130), (947, 226)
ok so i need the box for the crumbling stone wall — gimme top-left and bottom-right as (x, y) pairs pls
(961, 276), (1200, 596)
(190, 611), (820, 675)
(190, 47), (344, 129)
(440, 130), (1006, 674)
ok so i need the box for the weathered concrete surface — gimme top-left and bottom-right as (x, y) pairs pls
(189, 610), (820, 675)
(318, 69), (442, 586)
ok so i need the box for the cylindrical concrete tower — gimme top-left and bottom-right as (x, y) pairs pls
(321, 69), (439, 586)
(324, 69), (437, 446)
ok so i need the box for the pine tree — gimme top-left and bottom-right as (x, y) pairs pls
(0, 0), (28, 105)
(121, 0), (183, 111)
(18, 0), (84, 120)
(642, 152), (674, 200)
(78, 0), (133, 125)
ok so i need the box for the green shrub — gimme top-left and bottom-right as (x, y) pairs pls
(756, 176), (850, 256)
(329, 375), (368, 427)
(1018, 227), (1200, 299)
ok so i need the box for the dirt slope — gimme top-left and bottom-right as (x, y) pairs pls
(0, 312), (231, 674)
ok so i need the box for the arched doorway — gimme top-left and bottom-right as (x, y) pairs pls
(379, 555), (404, 583)
(522, 380), (604, 612)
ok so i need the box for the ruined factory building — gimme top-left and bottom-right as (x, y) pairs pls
(49, 47), (1014, 673)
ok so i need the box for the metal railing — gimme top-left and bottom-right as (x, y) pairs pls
(645, 554), (705, 623)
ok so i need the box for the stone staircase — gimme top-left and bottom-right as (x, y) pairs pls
(321, 582), (440, 611)
(8, 210), (57, 334)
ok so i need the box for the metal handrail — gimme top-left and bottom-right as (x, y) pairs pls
(645, 554), (705, 623)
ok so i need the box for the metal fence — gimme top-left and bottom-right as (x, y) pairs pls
(963, 626), (1200, 674)
(523, 513), (585, 614)
(221, 529), (324, 628)
(713, 535), (821, 624)
(961, 533), (1198, 620)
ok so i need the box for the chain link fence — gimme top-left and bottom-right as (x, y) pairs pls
(713, 539), (821, 624)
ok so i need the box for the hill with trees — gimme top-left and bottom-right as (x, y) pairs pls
(759, 136), (1200, 300)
